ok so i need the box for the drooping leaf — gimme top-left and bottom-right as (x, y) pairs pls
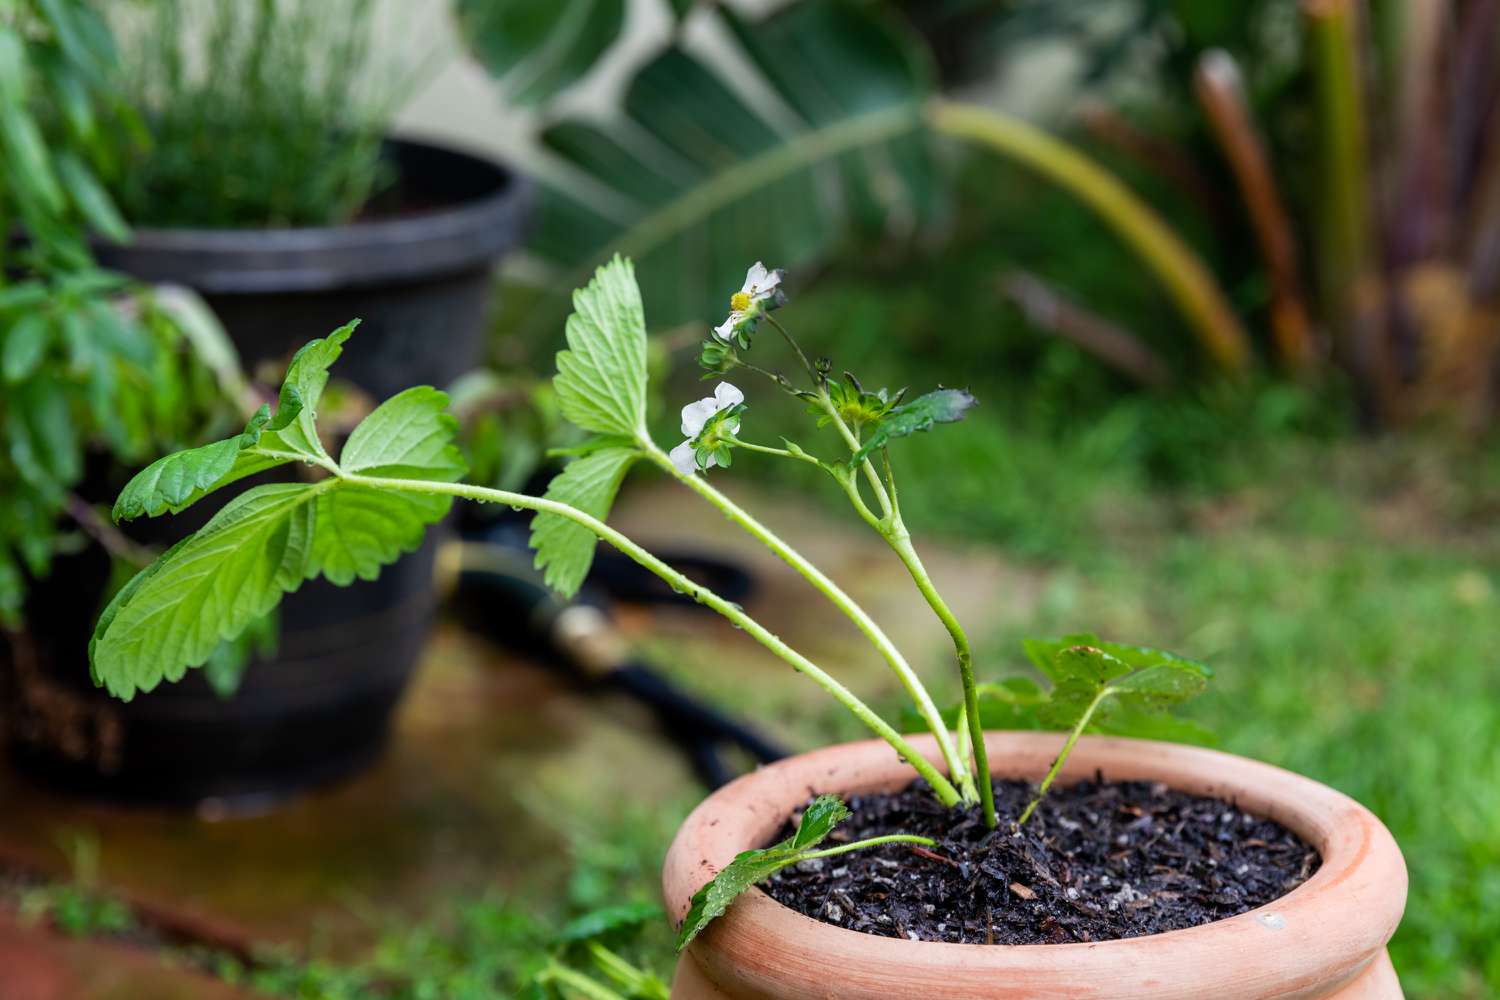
(90, 476), (453, 699)
(521, 0), (934, 335)
(7, 376), (80, 489)
(90, 482), (326, 699)
(851, 387), (976, 466)
(55, 150), (129, 242)
(676, 794), (849, 951)
(530, 445), (639, 597)
(3, 312), (51, 382)
(456, 0), (626, 105)
(553, 256), (649, 439)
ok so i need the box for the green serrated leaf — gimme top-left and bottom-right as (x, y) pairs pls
(790, 794), (851, 849)
(308, 484), (451, 586)
(92, 478), (451, 700)
(90, 482), (326, 699)
(850, 387), (976, 466)
(1111, 662), (1211, 707)
(341, 385), (468, 481)
(554, 256), (648, 439)
(676, 794), (849, 951)
(262, 320), (358, 457)
(112, 406), (275, 521)
(531, 446), (639, 597)
(1022, 633), (1097, 682)
(1053, 644), (1132, 684)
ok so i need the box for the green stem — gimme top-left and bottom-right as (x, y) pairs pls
(926, 99), (1250, 374)
(538, 962), (626, 1000)
(798, 833), (938, 861)
(726, 438), (821, 467)
(344, 471), (963, 806)
(641, 443), (971, 796)
(1017, 685), (1114, 825)
(887, 530), (996, 828)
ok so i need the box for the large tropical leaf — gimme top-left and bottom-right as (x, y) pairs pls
(453, 0), (626, 106)
(515, 0), (938, 332)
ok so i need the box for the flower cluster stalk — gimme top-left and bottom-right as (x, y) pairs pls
(638, 442), (973, 799)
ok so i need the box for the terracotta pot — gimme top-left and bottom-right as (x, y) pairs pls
(662, 732), (1406, 999)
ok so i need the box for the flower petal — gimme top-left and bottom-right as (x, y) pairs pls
(743, 262), (768, 292)
(712, 313), (742, 343)
(752, 268), (782, 299)
(713, 382), (744, 409)
(669, 440), (699, 476)
(680, 395), (719, 437)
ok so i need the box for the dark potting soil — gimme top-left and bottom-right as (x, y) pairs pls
(763, 777), (1319, 945)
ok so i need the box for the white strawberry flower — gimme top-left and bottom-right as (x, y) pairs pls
(712, 262), (784, 342)
(669, 382), (745, 475)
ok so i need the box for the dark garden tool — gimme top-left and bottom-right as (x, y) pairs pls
(445, 524), (784, 788)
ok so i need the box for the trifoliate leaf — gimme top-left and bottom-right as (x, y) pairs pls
(676, 794), (849, 951)
(530, 445), (639, 597)
(1024, 636), (1214, 744)
(553, 256), (649, 439)
(850, 387), (976, 466)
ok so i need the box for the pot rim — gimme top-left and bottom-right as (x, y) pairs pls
(91, 136), (531, 293)
(662, 732), (1407, 1000)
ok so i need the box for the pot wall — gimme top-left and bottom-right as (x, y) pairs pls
(663, 733), (1407, 1000)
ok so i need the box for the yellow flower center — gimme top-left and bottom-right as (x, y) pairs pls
(729, 291), (752, 312)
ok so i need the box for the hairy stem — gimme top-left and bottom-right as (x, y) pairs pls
(887, 529), (996, 828)
(798, 833), (938, 861)
(640, 443), (971, 795)
(344, 471), (962, 806)
(1018, 685), (1113, 825)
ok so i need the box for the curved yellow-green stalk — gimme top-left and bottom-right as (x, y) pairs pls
(928, 99), (1251, 374)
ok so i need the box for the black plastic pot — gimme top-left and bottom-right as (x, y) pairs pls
(2, 138), (529, 807)
(94, 138), (530, 400)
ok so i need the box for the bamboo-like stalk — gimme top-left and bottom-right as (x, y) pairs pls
(1194, 50), (1319, 374)
(927, 99), (1252, 374)
(1308, 0), (1386, 413)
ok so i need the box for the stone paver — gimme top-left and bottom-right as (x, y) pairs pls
(0, 911), (251, 1000)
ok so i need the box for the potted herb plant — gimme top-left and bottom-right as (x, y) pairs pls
(87, 258), (1406, 995)
(6, 0), (529, 805)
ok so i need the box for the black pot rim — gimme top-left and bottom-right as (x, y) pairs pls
(93, 135), (532, 294)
